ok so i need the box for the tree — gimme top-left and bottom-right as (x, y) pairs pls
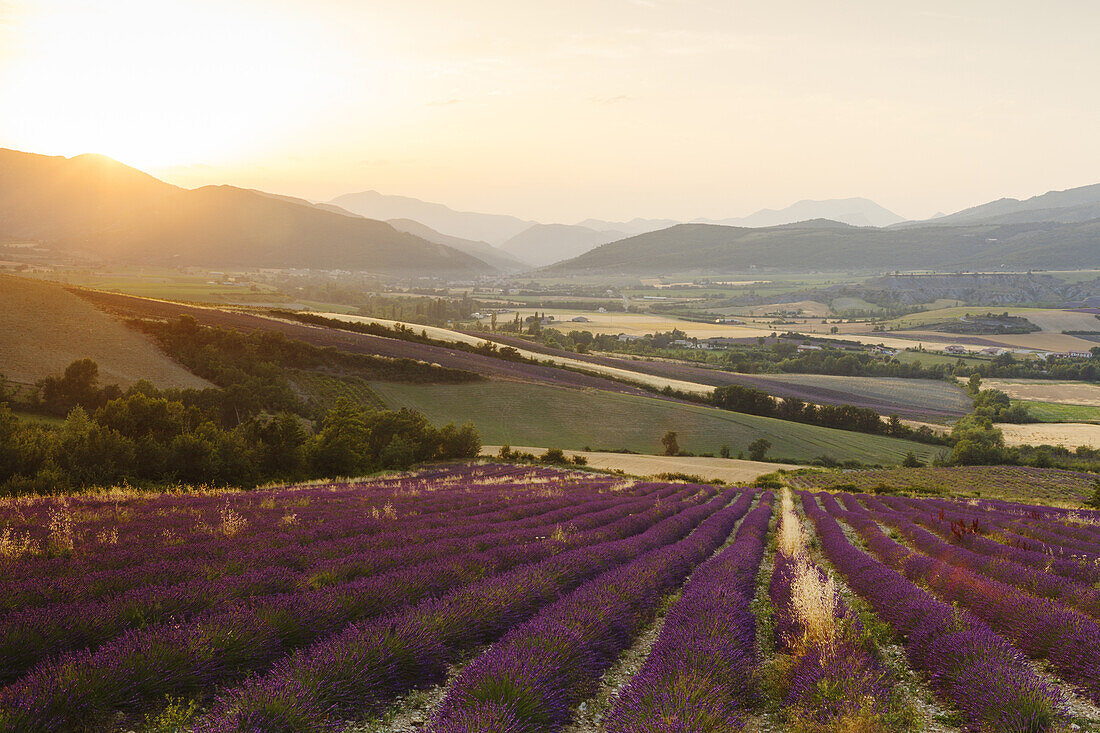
(719, 444), (731, 459)
(308, 399), (371, 476)
(902, 451), (922, 468)
(747, 438), (771, 461)
(438, 421), (481, 459)
(967, 373), (982, 395)
(661, 431), (680, 456)
(1086, 479), (1100, 510)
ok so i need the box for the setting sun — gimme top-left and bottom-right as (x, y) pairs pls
(0, 0), (369, 170)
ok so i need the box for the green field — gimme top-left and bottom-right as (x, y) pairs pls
(293, 371), (387, 412)
(1015, 400), (1100, 424)
(13, 411), (64, 426)
(757, 373), (972, 417)
(24, 272), (358, 313)
(369, 381), (946, 465)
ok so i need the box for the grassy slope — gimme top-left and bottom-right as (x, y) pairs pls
(369, 380), (945, 465)
(757, 373), (972, 416)
(0, 275), (210, 390)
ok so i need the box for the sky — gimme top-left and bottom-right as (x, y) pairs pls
(1, 0), (1099, 223)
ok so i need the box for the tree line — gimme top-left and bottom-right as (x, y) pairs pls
(0, 314), (485, 495)
(709, 384), (949, 445)
(0, 362), (479, 495)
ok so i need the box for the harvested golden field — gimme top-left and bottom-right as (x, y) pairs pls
(479, 445), (800, 483)
(0, 275), (210, 390)
(980, 379), (1100, 406)
(502, 307), (967, 351)
(996, 422), (1100, 449)
(735, 299), (832, 317)
(886, 306), (1100, 353)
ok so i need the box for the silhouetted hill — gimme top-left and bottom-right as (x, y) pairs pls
(0, 149), (494, 277)
(546, 219), (1100, 274)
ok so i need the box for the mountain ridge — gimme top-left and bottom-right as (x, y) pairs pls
(0, 149), (495, 277)
(542, 218), (1100, 275)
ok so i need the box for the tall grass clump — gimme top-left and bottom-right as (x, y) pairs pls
(764, 489), (912, 731)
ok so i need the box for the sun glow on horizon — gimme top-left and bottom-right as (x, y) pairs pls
(0, 0), (375, 171)
(1, 0), (1097, 221)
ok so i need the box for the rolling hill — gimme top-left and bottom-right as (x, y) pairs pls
(0, 275), (210, 390)
(547, 219), (1100, 274)
(0, 149), (494, 277)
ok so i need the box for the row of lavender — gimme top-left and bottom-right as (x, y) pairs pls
(0, 479), (688, 682)
(0, 466), (726, 730)
(832, 492), (1100, 704)
(603, 491), (775, 731)
(800, 491), (1068, 730)
(424, 490), (758, 731)
(0, 464), (581, 598)
(196, 488), (742, 731)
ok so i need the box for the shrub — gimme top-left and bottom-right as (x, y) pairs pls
(539, 448), (567, 464)
(748, 438), (771, 461)
(1087, 479), (1100, 510)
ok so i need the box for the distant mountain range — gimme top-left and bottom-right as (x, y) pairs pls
(698, 197), (906, 228)
(0, 149), (494, 277)
(385, 218), (529, 273)
(4, 147), (1099, 278)
(330, 190), (536, 246)
(499, 224), (628, 267)
(328, 192), (908, 265)
(546, 217), (1100, 275)
(902, 183), (1100, 227)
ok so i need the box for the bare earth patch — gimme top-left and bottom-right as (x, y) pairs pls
(480, 446), (800, 484)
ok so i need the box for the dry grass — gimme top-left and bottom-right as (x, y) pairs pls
(779, 489), (840, 651)
(368, 502), (397, 520)
(47, 501), (75, 555)
(219, 501), (247, 537)
(0, 275), (210, 390)
(981, 380), (1100, 407)
(0, 525), (40, 558)
(996, 422), (1100, 449)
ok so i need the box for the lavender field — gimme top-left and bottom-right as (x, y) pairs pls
(1, 464), (1099, 731)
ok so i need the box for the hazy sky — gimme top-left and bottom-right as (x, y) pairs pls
(2, 0), (1098, 222)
